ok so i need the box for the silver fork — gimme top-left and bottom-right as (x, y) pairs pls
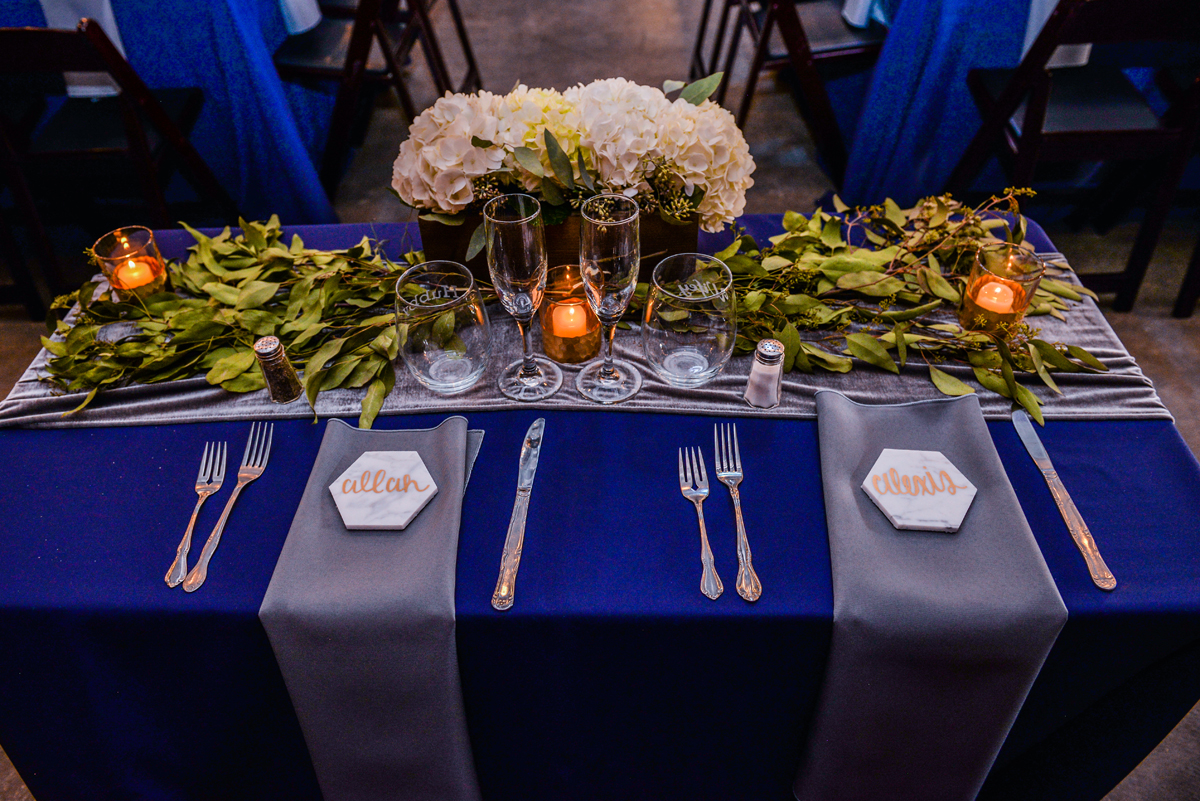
(183, 422), (273, 593)
(679, 446), (722, 600)
(165, 442), (227, 588)
(715, 423), (762, 602)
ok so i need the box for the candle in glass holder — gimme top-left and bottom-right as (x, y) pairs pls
(539, 264), (600, 364)
(92, 226), (168, 301)
(958, 245), (1045, 333)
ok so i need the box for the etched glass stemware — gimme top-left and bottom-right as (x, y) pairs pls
(577, 194), (642, 404)
(484, 193), (563, 401)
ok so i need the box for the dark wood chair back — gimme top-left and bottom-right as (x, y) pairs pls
(692, 0), (884, 187)
(273, 0), (482, 195)
(946, 0), (1200, 313)
(0, 20), (239, 317)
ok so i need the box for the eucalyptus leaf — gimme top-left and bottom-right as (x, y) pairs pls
(513, 146), (545, 178)
(845, 333), (898, 374)
(360, 377), (387, 429)
(466, 223), (486, 262)
(679, 72), (723, 105)
(543, 129), (575, 190)
(929, 365), (975, 396)
(206, 350), (255, 384)
(775, 322), (802, 373)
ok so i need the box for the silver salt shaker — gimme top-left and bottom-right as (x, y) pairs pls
(744, 339), (784, 409)
(253, 336), (303, 404)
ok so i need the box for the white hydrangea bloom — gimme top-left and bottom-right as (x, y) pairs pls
(564, 78), (670, 192)
(391, 91), (505, 213)
(496, 86), (581, 191)
(657, 99), (755, 232)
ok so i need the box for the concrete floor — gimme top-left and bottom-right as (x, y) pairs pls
(2, 0), (1200, 798)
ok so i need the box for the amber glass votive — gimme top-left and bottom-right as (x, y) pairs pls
(92, 226), (168, 301)
(958, 244), (1046, 333)
(539, 263), (600, 364)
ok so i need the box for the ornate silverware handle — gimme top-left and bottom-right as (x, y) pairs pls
(166, 494), (208, 588)
(693, 501), (723, 601)
(183, 484), (244, 593)
(1043, 469), (1116, 591)
(728, 487), (762, 602)
(492, 490), (530, 611)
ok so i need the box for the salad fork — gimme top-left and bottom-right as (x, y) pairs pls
(165, 442), (226, 588)
(679, 446), (722, 600)
(183, 422), (273, 593)
(715, 423), (762, 602)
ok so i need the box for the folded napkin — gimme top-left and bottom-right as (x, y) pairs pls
(794, 392), (1067, 801)
(260, 417), (484, 801)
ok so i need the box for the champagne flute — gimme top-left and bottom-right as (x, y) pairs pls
(484, 193), (563, 401)
(577, 193), (642, 404)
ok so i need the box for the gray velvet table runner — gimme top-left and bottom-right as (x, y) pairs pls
(0, 303), (1170, 428)
(259, 416), (484, 801)
(794, 392), (1068, 801)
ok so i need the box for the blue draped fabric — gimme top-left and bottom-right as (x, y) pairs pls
(0, 219), (1199, 800)
(4, 0), (336, 224)
(841, 0), (1029, 205)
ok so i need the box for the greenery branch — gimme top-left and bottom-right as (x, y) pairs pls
(627, 189), (1107, 424)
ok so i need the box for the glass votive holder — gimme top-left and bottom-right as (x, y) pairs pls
(92, 226), (168, 302)
(958, 244), (1046, 333)
(539, 263), (600, 364)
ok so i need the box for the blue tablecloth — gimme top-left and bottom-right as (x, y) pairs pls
(6, 0), (336, 224)
(838, 0), (1029, 205)
(1, 224), (1199, 801)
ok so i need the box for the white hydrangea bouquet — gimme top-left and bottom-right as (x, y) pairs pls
(391, 74), (755, 255)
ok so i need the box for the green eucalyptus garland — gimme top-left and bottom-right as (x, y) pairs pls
(40, 192), (1105, 429)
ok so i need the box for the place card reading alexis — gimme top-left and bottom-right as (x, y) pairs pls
(329, 451), (438, 530)
(861, 449), (977, 533)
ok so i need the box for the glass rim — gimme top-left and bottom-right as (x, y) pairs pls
(974, 242), (1046, 281)
(394, 260), (478, 312)
(651, 253), (733, 301)
(92, 225), (156, 258)
(483, 193), (541, 225)
(580, 193), (639, 225)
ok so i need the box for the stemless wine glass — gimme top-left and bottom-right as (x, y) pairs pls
(484, 193), (563, 401)
(577, 194), (642, 404)
(394, 261), (491, 394)
(642, 254), (736, 387)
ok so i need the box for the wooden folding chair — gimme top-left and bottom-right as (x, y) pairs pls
(692, 0), (884, 186)
(946, 0), (1200, 312)
(0, 20), (240, 316)
(274, 0), (482, 196)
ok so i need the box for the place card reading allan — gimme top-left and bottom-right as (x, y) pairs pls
(330, 451), (438, 530)
(861, 449), (977, 533)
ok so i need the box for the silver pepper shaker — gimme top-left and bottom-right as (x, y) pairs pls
(253, 336), (304, 404)
(744, 339), (784, 409)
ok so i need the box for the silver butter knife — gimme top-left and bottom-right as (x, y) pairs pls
(492, 418), (545, 611)
(1013, 410), (1116, 591)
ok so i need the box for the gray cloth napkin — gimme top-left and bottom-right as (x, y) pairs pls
(794, 392), (1067, 801)
(259, 416), (484, 801)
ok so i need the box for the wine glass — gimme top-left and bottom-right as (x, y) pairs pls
(484, 193), (563, 401)
(642, 253), (736, 387)
(394, 261), (491, 394)
(577, 194), (642, 404)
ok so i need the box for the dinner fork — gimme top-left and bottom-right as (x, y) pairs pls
(715, 423), (762, 602)
(679, 446), (722, 600)
(165, 442), (227, 588)
(183, 422), (273, 593)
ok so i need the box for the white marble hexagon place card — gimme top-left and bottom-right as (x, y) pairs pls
(861, 448), (977, 533)
(329, 451), (438, 531)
